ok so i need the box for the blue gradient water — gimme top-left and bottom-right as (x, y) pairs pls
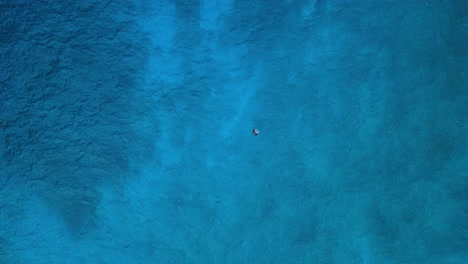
(0, 0), (467, 263)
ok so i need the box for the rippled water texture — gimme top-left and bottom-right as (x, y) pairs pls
(0, 0), (466, 263)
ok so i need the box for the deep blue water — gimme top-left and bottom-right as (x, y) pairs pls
(0, 0), (467, 263)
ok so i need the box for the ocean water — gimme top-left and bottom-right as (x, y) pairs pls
(0, 0), (466, 263)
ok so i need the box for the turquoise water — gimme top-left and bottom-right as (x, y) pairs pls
(0, 0), (466, 263)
